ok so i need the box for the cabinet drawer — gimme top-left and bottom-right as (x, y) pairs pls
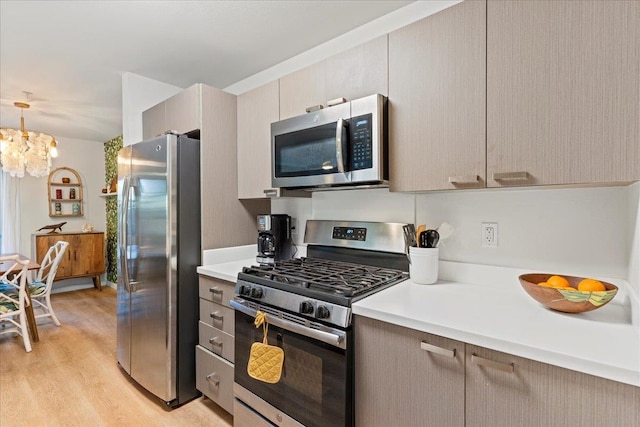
(199, 299), (234, 335)
(199, 321), (234, 363)
(196, 345), (234, 415)
(199, 275), (235, 307)
(234, 398), (273, 427)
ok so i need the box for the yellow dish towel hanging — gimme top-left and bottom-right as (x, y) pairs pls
(247, 311), (284, 384)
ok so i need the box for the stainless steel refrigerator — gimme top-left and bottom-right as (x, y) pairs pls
(116, 134), (201, 407)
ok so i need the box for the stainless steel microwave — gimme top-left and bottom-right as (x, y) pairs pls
(271, 94), (387, 189)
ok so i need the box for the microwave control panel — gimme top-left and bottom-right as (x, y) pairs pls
(349, 113), (373, 170)
(332, 226), (367, 241)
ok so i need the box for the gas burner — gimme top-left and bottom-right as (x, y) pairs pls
(241, 257), (407, 301)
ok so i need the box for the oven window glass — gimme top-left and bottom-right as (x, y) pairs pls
(274, 122), (349, 177)
(235, 310), (352, 427)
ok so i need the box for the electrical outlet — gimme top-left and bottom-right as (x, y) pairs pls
(481, 222), (498, 248)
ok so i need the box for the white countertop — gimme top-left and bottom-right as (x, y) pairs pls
(353, 261), (640, 388)
(197, 247), (640, 388)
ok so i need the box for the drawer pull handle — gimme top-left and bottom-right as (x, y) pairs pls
(448, 175), (480, 185)
(209, 287), (223, 295)
(206, 373), (220, 386)
(209, 337), (223, 347)
(493, 171), (529, 181)
(420, 341), (456, 358)
(471, 353), (514, 373)
(210, 311), (223, 321)
(263, 189), (278, 196)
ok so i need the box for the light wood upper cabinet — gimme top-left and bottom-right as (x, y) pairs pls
(279, 35), (388, 119)
(355, 316), (465, 427)
(142, 85), (201, 140)
(487, 0), (640, 187)
(388, 0), (486, 192)
(142, 84), (270, 249)
(237, 81), (280, 199)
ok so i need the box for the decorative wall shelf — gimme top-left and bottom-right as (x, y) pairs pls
(48, 167), (84, 217)
(99, 192), (117, 198)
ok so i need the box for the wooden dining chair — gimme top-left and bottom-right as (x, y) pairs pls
(0, 255), (32, 352)
(29, 241), (69, 326)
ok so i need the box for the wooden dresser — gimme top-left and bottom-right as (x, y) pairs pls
(32, 231), (106, 290)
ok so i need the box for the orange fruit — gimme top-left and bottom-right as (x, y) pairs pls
(546, 275), (570, 288)
(577, 278), (605, 292)
(538, 282), (551, 287)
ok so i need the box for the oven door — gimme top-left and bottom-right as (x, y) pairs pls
(231, 299), (352, 427)
(271, 102), (351, 189)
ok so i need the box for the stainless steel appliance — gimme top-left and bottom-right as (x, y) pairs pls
(271, 94), (387, 189)
(231, 220), (408, 427)
(256, 214), (295, 264)
(117, 134), (201, 407)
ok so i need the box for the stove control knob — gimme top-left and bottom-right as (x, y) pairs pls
(238, 285), (250, 296)
(316, 305), (330, 319)
(250, 287), (264, 299)
(299, 301), (314, 314)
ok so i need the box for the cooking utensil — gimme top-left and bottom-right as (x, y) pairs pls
(415, 224), (426, 244)
(425, 229), (439, 248)
(402, 224), (417, 264)
(418, 230), (428, 248)
(435, 222), (454, 242)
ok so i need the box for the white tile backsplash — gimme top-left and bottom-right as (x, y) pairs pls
(272, 184), (639, 287)
(416, 186), (631, 279)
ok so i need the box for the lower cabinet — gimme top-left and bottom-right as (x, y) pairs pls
(354, 315), (465, 427)
(195, 346), (234, 414)
(355, 316), (640, 427)
(33, 231), (105, 290)
(196, 275), (236, 414)
(466, 344), (640, 427)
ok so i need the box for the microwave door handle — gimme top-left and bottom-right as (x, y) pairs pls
(335, 118), (347, 176)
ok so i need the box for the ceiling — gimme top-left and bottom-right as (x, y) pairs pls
(0, 0), (414, 143)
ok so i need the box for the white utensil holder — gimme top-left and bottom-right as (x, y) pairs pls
(409, 247), (439, 285)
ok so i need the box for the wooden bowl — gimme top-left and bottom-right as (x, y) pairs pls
(519, 273), (618, 313)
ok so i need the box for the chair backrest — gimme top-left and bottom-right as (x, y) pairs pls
(35, 241), (69, 287)
(0, 255), (30, 308)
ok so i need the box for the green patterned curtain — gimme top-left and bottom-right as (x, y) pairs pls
(104, 136), (122, 284)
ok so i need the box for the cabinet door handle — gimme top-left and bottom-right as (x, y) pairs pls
(210, 311), (223, 321)
(420, 341), (456, 358)
(448, 175), (479, 184)
(209, 337), (223, 347)
(209, 287), (223, 295)
(206, 373), (220, 386)
(471, 353), (514, 373)
(492, 171), (529, 181)
(263, 189), (278, 197)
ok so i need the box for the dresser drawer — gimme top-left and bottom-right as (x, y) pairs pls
(199, 299), (235, 335)
(199, 321), (234, 362)
(199, 275), (235, 307)
(196, 345), (234, 415)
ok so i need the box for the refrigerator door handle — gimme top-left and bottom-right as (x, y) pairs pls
(119, 175), (133, 293)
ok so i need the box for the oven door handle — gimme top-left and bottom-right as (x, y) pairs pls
(230, 300), (347, 350)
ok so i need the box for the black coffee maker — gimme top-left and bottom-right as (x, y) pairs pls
(256, 214), (295, 264)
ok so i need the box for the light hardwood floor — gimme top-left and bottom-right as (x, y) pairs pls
(0, 287), (233, 427)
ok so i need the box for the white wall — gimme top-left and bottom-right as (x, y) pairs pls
(19, 136), (106, 292)
(122, 72), (182, 146)
(275, 184), (639, 285)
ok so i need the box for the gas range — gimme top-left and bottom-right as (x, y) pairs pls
(234, 220), (409, 328)
(232, 220), (409, 427)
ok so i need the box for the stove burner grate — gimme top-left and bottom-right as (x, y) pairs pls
(242, 257), (406, 297)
